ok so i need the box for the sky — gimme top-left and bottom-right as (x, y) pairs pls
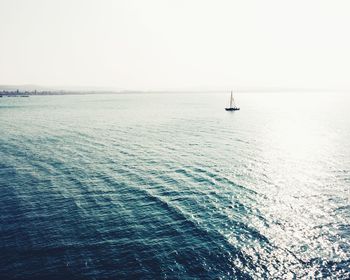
(0, 0), (350, 91)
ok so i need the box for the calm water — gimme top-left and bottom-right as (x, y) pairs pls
(0, 92), (349, 279)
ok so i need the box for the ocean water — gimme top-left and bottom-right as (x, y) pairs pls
(0, 92), (349, 279)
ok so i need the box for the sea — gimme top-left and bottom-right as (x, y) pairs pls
(0, 92), (349, 279)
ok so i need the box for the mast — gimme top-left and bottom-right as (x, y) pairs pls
(230, 91), (233, 108)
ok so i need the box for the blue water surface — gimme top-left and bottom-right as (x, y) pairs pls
(0, 92), (349, 279)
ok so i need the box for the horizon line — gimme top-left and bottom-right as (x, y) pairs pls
(1, 84), (350, 93)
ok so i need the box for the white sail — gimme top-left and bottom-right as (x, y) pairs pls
(225, 89), (240, 111)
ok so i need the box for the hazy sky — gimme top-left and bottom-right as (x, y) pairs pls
(1, 0), (350, 90)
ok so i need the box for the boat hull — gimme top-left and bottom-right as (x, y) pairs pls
(225, 108), (240, 111)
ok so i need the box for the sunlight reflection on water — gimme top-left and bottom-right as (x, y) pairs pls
(0, 92), (349, 278)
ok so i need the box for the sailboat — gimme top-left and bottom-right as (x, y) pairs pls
(225, 90), (240, 111)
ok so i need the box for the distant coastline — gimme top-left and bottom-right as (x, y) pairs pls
(0, 89), (147, 96)
(1, 86), (350, 97)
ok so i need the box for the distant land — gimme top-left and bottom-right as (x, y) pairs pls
(1, 84), (349, 96)
(0, 84), (126, 96)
